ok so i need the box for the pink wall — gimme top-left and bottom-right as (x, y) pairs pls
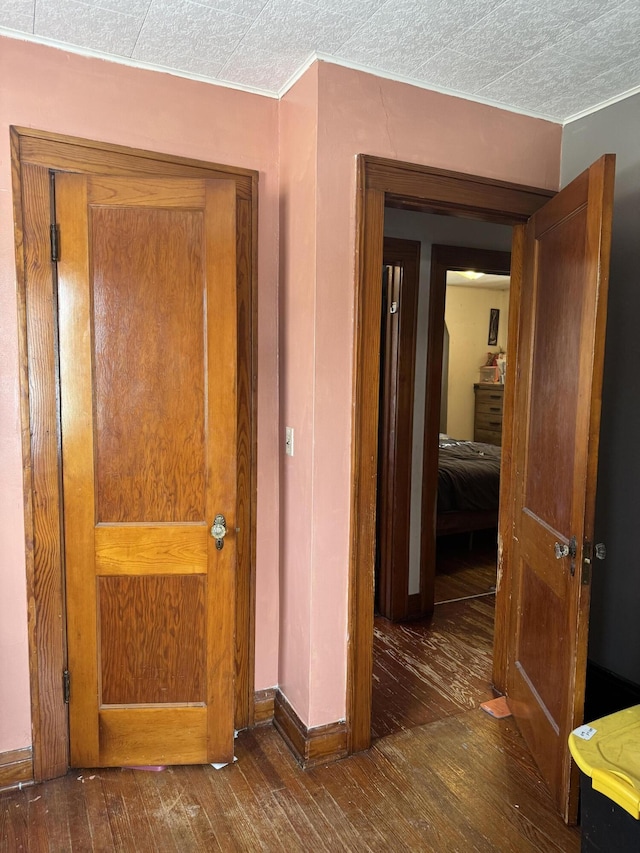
(1, 36), (563, 754)
(280, 62), (562, 727)
(0, 37), (280, 753)
(277, 65), (319, 718)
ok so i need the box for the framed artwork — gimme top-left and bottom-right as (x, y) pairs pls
(488, 308), (500, 346)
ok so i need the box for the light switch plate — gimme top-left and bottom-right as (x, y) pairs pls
(285, 426), (294, 456)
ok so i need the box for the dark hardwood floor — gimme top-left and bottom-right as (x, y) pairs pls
(434, 530), (498, 603)
(1, 716), (579, 852)
(372, 531), (498, 740)
(372, 596), (495, 739)
(1, 534), (579, 851)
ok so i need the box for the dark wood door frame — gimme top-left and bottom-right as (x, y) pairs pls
(377, 238), (420, 621)
(419, 245), (512, 615)
(11, 127), (258, 782)
(348, 154), (554, 754)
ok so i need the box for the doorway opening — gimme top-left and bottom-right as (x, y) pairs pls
(347, 154), (554, 758)
(372, 215), (512, 740)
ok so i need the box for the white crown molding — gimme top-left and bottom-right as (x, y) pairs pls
(277, 52), (320, 98)
(0, 28), (280, 99)
(0, 30), (561, 120)
(4, 28), (639, 125)
(563, 83), (640, 125)
(279, 51), (564, 125)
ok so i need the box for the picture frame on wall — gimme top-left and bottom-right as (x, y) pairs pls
(488, 308), (499, 346)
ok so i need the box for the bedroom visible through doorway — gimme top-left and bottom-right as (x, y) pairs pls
(372, 211), (512, 740)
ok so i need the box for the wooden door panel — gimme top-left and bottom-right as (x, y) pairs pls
(507, 155), (615, 821)
(92, 205), (206, 524)
(58, 173), (237, 767)
(88, 175), (207, 207)
(519, 512), (566, 598)
(99, 707), (207, 766)
(524, 205), (586, 534)
(94, 526), (208, 575)
(99, 575), (207, 704)
(515, 561), (566, 725)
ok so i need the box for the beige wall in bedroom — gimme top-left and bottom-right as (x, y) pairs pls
(444, 285), (510, 440)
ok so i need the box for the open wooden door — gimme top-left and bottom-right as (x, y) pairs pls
(376, 238), (419, 620)
(57, 173), (238, 767)
(506, 155), (615, 822)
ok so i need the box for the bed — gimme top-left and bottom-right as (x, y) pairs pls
(436, 435), (501, 536)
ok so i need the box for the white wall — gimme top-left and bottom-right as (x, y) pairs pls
(384, 210), (512, 594)
(445, 285), (510, 440)
(561, 93), (640, 686)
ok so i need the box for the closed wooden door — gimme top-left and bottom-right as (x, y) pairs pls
(506, 155), (615, 821)
(57, 173), (238, 767)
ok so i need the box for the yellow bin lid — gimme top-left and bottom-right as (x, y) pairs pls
(569, 705), (640, 819)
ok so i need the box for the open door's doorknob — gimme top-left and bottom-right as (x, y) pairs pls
(595, 543), (606, 560)
(554, 536), (577, 560)
(211, 514), (227, 550)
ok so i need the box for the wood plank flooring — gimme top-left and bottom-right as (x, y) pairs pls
(1, 715), (579, 852)
(1, 534), (580, 851)
(434, 530), (498, 603)
(372, 532), (498, 740)
(372, 597), (495, 739)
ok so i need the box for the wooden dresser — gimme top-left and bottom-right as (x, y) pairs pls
(474, 384), (504, 445)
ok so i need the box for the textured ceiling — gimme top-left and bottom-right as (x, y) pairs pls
(2, 0), (640, 122)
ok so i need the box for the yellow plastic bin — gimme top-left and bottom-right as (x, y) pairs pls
(569, 705), (640, 852)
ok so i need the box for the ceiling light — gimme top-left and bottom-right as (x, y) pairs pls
(458, 270), (485, 280)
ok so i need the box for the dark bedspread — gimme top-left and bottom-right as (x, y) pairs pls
(437, 438), (501, 513)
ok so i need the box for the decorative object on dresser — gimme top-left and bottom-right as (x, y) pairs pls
(474, 383), (504, 445)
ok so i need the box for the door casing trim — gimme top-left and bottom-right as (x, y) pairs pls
(11, 126), (258, 781)
(347, 154), (555, 754)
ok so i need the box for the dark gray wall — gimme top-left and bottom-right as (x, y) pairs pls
(561, 92), (640, 685)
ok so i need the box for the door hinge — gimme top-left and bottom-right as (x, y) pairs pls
(50, 223), (60, 263)
(63, 669), (70, 704)
(582, 540), (592, 586)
